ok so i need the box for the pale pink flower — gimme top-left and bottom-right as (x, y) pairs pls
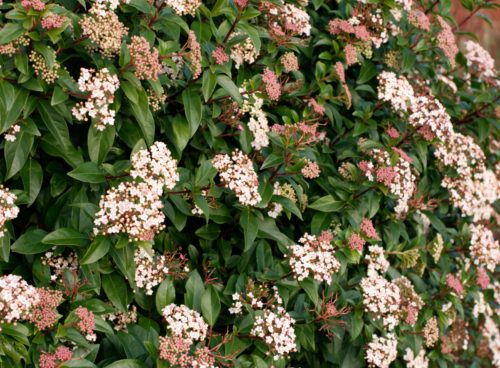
(308, 98), (325, 116)
(344, 44), (358, 66)
(446, 274), (464, 296)
(21, 0), (45, 11)
(348, 233), (366, 251)
(437, 17), (458, 68)
(262, 68), (281, 101)
(387, 127), (400, 139)
(281, 52), (299, 72)
(361, 218), (380, 240)
(75, 306), (96, 341)
(335, 61), (346, 83)
(477, 268), (490, 289)
(128, 36), (162, 81)
(212, 46), (229, 65)
(408, 9), (430, 31)
(41, 14), (67, 30)
(376, 166), (397, 186)
(28, 288), (63, 330)
(301, 160), (320, 179)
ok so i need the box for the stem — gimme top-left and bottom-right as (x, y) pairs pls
(352, 186), (375, 200)
(456, 95), (500, 125)
(55, 36), (89, 55)
(453, 0), (492, 31)
(222, 13), (242, 46)
(425, 0), (440, 14)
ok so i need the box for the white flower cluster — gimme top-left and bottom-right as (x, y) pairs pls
(0, 275), (39, 327)
(366, 245), (390, 274)
(41, 250), (79, 283)
(165, 0), (201, 16)
(3, 124), (20, 142)
(280, 4), (311, 36)
(228, 293), (244, 315)
(251, 306), (297, 360)
(403, 348), (429, 368)
(230, 33), (258, 69)
(365, 333), (398, 368)
(288, 232), (340, 284)
(483, 315), (500, 367)
(360, 272), (401, 330)
(93, 181), (166, 241)
(104, 305), (138, 331)
(162, 304), (208, 342)
(0, 185), (19, 238)
(72, 68), (120, 131)
(472, 292), (493, 319)
(95, 0), (129, 10)
(469, 224), (500, 272)
(130, 141), (179, 194)
(134, 248), (169, 295)
(212, 150), (261, 206)
(267, 182), (284, 218)
(377, 71), (414, 112)
(463, 40), (499, 85)
(240, 91), (270, 150)
(408, 96), (454, 141)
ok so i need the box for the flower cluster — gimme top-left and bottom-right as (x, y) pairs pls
(41, 250), (79, 283)
(21, 0), (45, 11)
(423, 316), (439, 347)
(93, 181), (166, 241)
(469, 224), (499, 272)
(39, 346), (73, 368)
(165, 0), (201, 16)
(360, 272), (401, 330)
(159, 337), (215, 368)
(240, 90), (270, 150)
(104, 305), (138, 331)
(394, 276), (424, 325)
(288, 231), (340, 284)
(185, 31), (202, 79)
(366, 245), (390, 274)
(377, 71), (414, 112)
(212, 150), (261, 206)
(0, 186), (19, 238)
(79, 4), (128, 58)
(41, 14), (67, 30)
(446, 274), (464, 297)
(72, 68), (120, 131)
(348, 233), (365, 251)
(162, 304), (208, 342)
(134, 247), (169, 295)
(230, 33), (258, 69)
(301, 159), (321, 179)
(361, 218), (380, 240)
(29, 50), (60, 84)
(403, 348), (429, 368)
(436, 16), (458, 68)
(261, 68), (281, 101)
(3, 124), (21, 142)
(130, 141), (179, 194)
(75, 306), (96, 342)
(211, 46), (229, 65)
(28, 288), (63, 330)
(0, 275), (39, 328)
(463, 41), (498, 86)
(408, 9), (430, 31)
(408, 95), (453, 141)
(128, 36), (162, 81)
(281, 52), (299, 72)
(365, 333), (398, 368)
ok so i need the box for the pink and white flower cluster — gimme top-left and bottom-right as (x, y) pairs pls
(134, 247), (169, 295)
(0, 186), (19, 238)
(240, 88), (270, 150)
(41, 250), (79, 283)
(75, 306), (96, 341)
(288, 231), (340, 284)
(162, 304), (208, 342)
(0, 275), (39, 328)
(463, 40), (499, 86)
(469, 224), (500, 272)
(403, 348), (429, 368)
(365, 333), (398, 368)
(212, 150), (261, 206)
(72, 68), (120, 131)
(165, 0), (201, 16)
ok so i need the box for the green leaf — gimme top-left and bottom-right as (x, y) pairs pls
(185, 271), (205, 311)
(61, 360), (98, 368)
(0, 23), (25, 44)
(4, 131), (34, 179)
(240, 210), (258, 251)
(102, 273), (130, 312)
(42, 228), (88, 246)
(0, 233), (10, 262)
(216, 75), (242, 104)
(155, 278), (176, 314)
(11, 229), (50, 255)
(20, 159), (43, 206)
(129, 89), (155, 146)
(182, 87), (203, 136)
(169, 114), (191, 154)
(104, 360), (148, 368)
(88, 125), (115, 164)
(357, 61), (378, 84)
(68, 162), (106, 184)
(51, 86), (69, 105)
(309, 196), (343, 212)
(201, 284), (221, 326)
(81, 236), (111, 264)
(202, 70), (217, 102)
(299, 279), (319, 306)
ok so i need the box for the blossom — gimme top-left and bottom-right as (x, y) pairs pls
(230, 33), (258, 68)
(240, 91), (270, 150)
(75, 306), (96, 341)
(360, 218), (379, 240)
(403, 348), (429, 368)
(211, 46), (229, 65)
(212, 150), (261, 206)
(0, 186), (19, 238)
(288, 231), (340, 284)
(162, 304), (208, 342)
(348, 233), (365, 251)
(308, 98), (325, 116)
(423, 316), (439, 347)
(134, 248), (169, 295)
(408, 95), (453, 141)
(159, 336), (192, 367)
(41, 250), (79, 283)
(446, 274), (464, 297)
(186, 31), (202, 79)
(29, 50), (60, 84)
(250, 306), (297, 360)
(130, 141), (179, 194)
(128, 36), (162, 81)
(366, 245), (390, 274)
(262, 68), (281, 101)
(365, 333), (398, 368)
(72, 68), (120, 131)
(39, 346), (73, 368)
(394, 276), (424, 325)
(476, 268), (490, 289)
(436, 16), (458, 68)
(79, 4), (128, 58)
(21, 0), (45, 11)
(408, 9), (430, 31)
(0, 275), (39, 328)
(280, 4), (311, 36)
(377, 71), (414, 112)
(469, 224), (499, 272)
(103, 305), (138, 331)
(3, 124), (21, 142)
(344, 44), (358, 66)
(93, 181), (166, 241)
(41, 14), (67, 30)
(165, 0), (201, 16)
(301, 159), (320, 179)
(463, 40), (498, 86)
(280, 52), (299, 72)
(28, 288), (63, 330)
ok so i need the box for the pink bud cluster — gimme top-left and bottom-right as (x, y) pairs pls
(446, 274), (464, 297)
(162, 304), (208, 342)
(436, 16), (458, 68)
(348, 233), (365, 251)
(41, 14), (67, 30)
(211, 46), (229, 65)
(128, 36), (162, 81)
(130, 141), (179, 194)
(288, 231), (340, 284)
(186, 31), (202, 79)
(408, 9), (430, 31)
(165, 0), (201, 16)
(75, 306), (96, 341)
(21, 0), (45, 11)
(361, 218), (380, 240)
(0, 185), (19, 238)
(365, 333), (398, 368)
(469, 224), (499, 272)
(134, 248), (169, 295)
(72, 68), (120, 131)
(39, 346), (73, 368)
(262, 68), (281, 101)
(0, 275), (39, 328)
(212, 150), (262, 206)
(28, 288), (63, 330)
(281, 52), (299, 72)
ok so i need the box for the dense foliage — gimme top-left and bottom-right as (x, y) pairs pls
(0, 0), (499, 367)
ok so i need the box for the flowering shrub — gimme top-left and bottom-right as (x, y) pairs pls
(0, 0), (499, 367)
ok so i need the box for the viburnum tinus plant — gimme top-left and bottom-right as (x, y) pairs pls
(0, 0), (498, 366)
